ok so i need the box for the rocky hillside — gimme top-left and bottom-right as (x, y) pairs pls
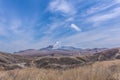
(91, 48), (120, 61)
(28, 48), (120, 69)
(0, 48), (120, 70)
(0, 51), (30, 70)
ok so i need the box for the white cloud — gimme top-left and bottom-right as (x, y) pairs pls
(87, 7), (120, 23)
(44, 21), (66, 34)
(1, 0), (120, 53)
(53, 41), (61, 48)
(70, 24), (81, 31)
(49, 0), (76, 16)
(86, 1), (116, 15)
(61, 25), (120, 48)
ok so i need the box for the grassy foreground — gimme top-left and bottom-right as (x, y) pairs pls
(0, 60), (120, 80)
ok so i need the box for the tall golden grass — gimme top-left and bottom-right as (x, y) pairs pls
(0, 60), (120, 80)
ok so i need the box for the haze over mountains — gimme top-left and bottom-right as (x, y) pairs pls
(14, 45), (107, 56)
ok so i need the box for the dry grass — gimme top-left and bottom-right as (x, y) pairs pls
(0, 60), (120, 80)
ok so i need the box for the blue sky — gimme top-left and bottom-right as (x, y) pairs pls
(0, 0), (120, 52)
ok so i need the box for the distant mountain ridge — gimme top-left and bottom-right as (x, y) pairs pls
(14, 45), (108, 56)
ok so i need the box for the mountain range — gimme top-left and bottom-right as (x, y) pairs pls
(0, 46), (120, 70)
(14, 45), (107, 56)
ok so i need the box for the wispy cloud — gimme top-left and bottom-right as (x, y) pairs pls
(115, 0), (120, 3)
(87, 7), (120, 23)
(61, 24), (120, 48)
(70, 24), (81, 32)
(48, 0), (76, 16)
(0, 0), (120, 53)
(86, 0), (117, 15)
